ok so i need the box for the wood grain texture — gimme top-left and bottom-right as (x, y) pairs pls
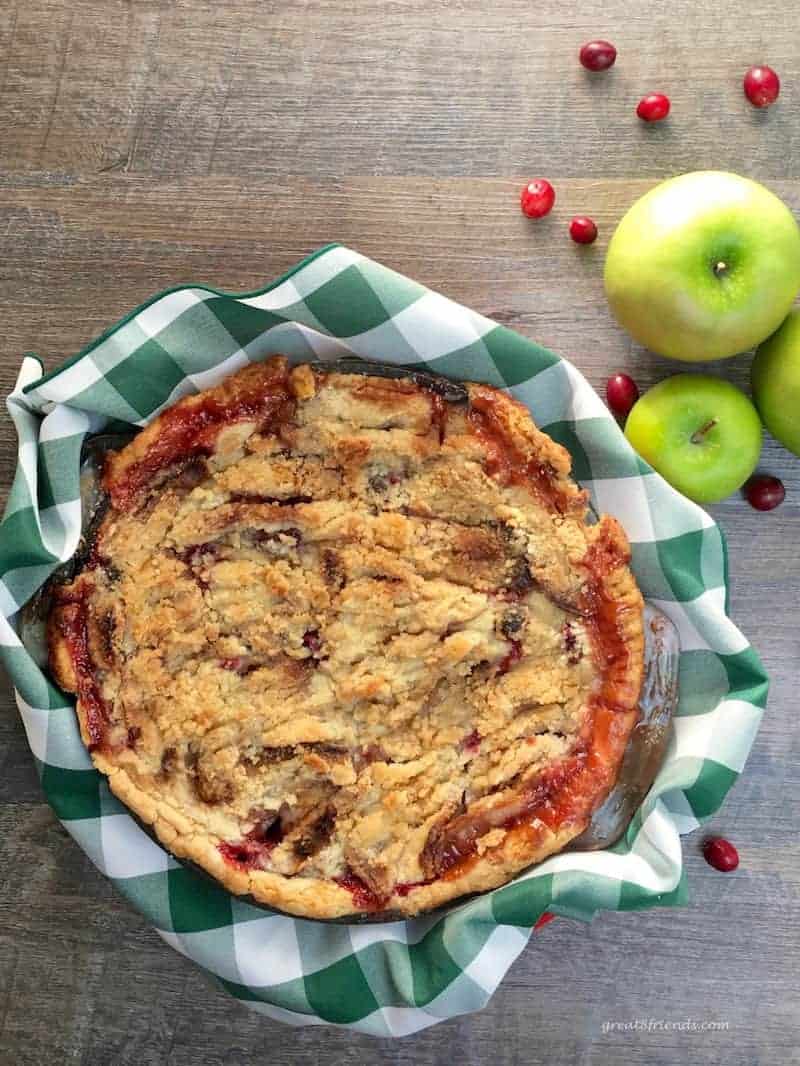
(1, 1), (799, 1063)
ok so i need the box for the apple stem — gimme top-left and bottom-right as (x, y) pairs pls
(691, 418), (718, 444)
(713, 260), (728, 277)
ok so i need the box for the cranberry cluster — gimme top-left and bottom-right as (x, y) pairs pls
(521, 45), (781, 245)
(519, 42), (788, 511)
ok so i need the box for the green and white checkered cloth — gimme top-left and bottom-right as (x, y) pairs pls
(1, 244), (767, 1036)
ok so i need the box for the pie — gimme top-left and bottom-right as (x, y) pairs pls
(48, 356), (645, 919)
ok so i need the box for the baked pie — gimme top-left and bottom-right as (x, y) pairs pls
(48, 356), (645, 918)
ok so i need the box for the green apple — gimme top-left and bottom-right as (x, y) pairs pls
(604, 171), (800, 362)
(624, 375), (762, 503)
(751, 308), (800, 456)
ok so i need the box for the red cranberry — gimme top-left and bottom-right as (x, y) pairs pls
(743, 66), (780, 108)
(636, 93), (670, 122)
(703, 837), (739, 872)
(460, 729), (481, 754)
(579, 40), (617, 72)
(303, 629), (323, 654)
(520, 179), (556, 219)
(745, 474), (785, 511)
(569, 216), (598, 244)
(534, 911), (556, 930)
(605, 373), (639, 419)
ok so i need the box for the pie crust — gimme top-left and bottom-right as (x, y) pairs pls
(48, 357), (645, 918)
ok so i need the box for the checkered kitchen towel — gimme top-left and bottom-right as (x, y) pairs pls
(1, 244), (768, 1035)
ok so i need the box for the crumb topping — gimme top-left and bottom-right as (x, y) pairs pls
(49, 357), (644, 916)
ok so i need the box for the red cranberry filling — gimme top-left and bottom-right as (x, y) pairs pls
(421, 754), (585, 879)
(52, 585), (111, 751)
(105, 371), (295, 511)
(468, 388), (570, 515)
(218, 810), (285, 870)
(395, 878), (434, 897)
(460, 729), (481, 754)
(302, 629), (323, 656)
(333, 871), (385, 910)
(218, 840), (267, 870)
(497, 640), (522, 675)
(562, 622), (582, 664)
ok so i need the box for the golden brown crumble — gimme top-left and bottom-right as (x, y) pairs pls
(48, 357), (644, 918)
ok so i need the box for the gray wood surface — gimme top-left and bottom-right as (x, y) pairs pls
(1, 1), (798, 1063)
